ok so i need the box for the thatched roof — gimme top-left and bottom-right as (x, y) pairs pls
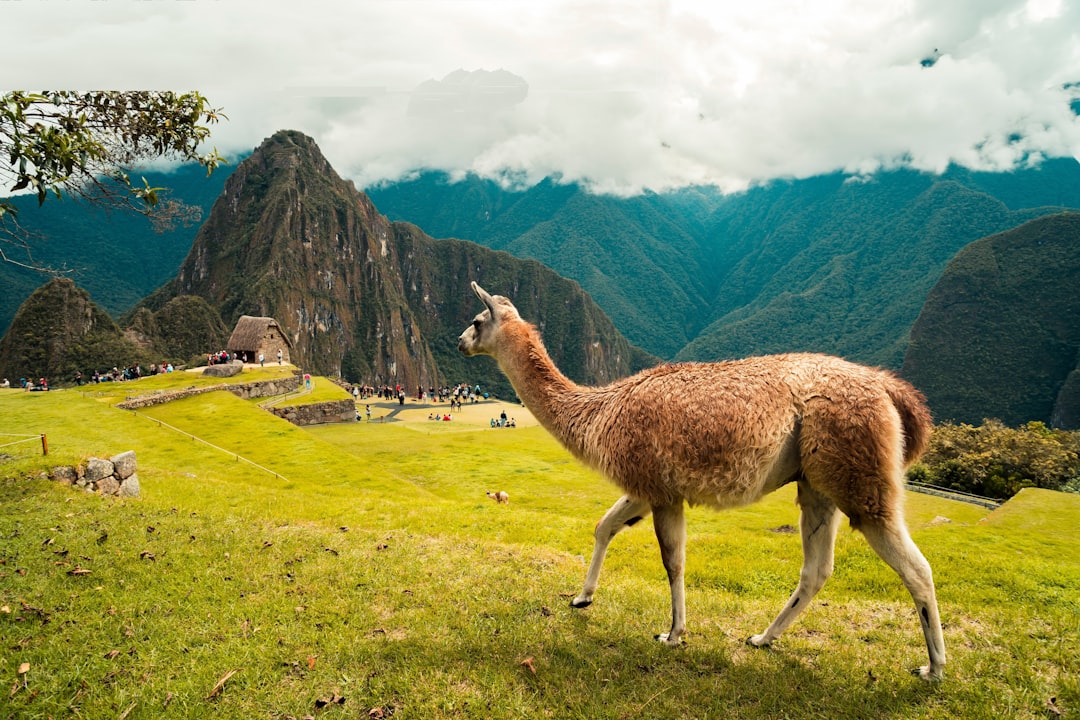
(227, 315), (293, 349)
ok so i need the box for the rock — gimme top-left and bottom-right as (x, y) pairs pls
(84, 457), (114, 483)
(118, 474), (141, 498)
(51, 466), (78, 485)
(110, 450), (137, 480)
(96, 476), (120, 495)
(203, 363), (243, 378)
(928, 516), (952, 526)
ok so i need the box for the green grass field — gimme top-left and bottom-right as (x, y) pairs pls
(1, 377), (1078, 719)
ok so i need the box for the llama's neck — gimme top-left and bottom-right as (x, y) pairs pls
(495, 322), (593, 449)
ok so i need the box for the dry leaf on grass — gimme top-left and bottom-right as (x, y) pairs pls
(205, 668), (239, 700)
(520, 657), (536, 675)
(67, 566), (92, 576)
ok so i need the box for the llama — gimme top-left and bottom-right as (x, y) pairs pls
(487, 490), (510, 504)
(458, 282), (946, 680)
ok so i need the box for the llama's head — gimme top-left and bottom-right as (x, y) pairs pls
(458, 282), (520, 357)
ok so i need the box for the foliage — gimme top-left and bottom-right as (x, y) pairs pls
(909, 419), (1080, 499)
(0, 387), (1078, 718)
(1, 90), (224, 270)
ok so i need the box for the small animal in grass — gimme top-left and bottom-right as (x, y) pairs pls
(459, 281), (946, 681)
(486, 490), (510, 504)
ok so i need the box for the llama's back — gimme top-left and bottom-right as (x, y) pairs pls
(575, 356), (810, 506)
(569, 353), (925, 509)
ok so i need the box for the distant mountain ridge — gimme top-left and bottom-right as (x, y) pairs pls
(4, 132), (1079, 426)
(368, 159), (1080, 367)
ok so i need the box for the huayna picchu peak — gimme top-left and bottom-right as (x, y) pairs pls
(130, 130), (652, 398)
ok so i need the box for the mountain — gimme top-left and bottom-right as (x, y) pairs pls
(682, 170), (1070, 368)
(368, 160), (1080, 367)
(0, 163), (232, 336)
(901, 212), (1080, 429)
(0, 276), (233, 383)
(0, 278), (136, 383)
(368, 175), (717, 359)
(133, 130), (652, 399)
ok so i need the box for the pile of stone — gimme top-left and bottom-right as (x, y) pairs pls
(49, 450), (141, 498)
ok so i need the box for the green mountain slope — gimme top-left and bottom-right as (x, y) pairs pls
(369, 176), (717, 358)
(901, 212), (1080, 428)
(0, 163), (231, 335)
(134, 131), (651, 399)
(683, 173), (1060, 367)
(369, 160), (1080, 369)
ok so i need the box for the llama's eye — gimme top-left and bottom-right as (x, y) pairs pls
(473, 320), (482, 329)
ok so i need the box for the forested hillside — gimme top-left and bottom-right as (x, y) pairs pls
(369, 159), (1080, 367)
(902, 212), (1080, 428)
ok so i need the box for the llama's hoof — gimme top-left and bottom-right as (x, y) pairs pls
(746, 633), (771, 648)
(654, 632), (684, 646)
(569, 597), (592, 609)
(911, 665), (944, 682)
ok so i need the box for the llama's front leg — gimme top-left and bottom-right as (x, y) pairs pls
(749, 482), (840, 648)
(652, 501), (687, 645)
(572, 496), (651, 608)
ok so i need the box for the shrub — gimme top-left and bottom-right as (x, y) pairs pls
(908, 419), (1080, 500)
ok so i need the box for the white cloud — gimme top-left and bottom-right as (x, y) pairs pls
(4, 0), (1079, 195)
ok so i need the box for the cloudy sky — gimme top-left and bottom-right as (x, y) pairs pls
(6, 0), (1080, 195)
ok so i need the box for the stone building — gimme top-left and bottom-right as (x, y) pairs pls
(227, 315), (293, 364)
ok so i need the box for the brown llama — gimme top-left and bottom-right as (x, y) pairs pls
(458, 282), (946, 680)
(487, 490), (510, 504)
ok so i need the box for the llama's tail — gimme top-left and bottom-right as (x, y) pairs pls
(885, 375), (933, 466)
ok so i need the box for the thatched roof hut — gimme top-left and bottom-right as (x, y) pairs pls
(227, 316), (293, 365)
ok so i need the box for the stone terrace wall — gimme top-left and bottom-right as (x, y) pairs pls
(116, 374), (302, 410)
(268, 399), (356, 426)
(48, 450), (140, 498)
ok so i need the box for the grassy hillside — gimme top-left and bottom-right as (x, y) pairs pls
(1, 380), (1077, 718)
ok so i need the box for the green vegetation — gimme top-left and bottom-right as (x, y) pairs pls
(0, 279), (230, 384)
(902, 213), (1080, 428)
(909, 420), (1080, 500)
(2, 386), (1078, 718)
(368, 160), (1080, 368)
(0, 162), (232, 337)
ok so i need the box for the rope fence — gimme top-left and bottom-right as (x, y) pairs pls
(126, 410), (287, 482)
(0, 432), (47, 454)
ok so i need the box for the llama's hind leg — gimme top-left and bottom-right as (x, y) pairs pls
(749, 482), (840, 647)
(859, 520), (946, 681)
(652, 501), (687, 645)
(572, 495), (651, 608)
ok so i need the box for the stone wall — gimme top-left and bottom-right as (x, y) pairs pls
(229, 375), (302, 400)
(115, 374), (302, 410)
(49, 450), (140, 498)
(268, 399), (356, 426)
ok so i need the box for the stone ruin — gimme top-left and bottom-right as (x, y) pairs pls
(48, 450), (141, 498)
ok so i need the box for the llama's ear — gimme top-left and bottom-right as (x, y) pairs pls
(472, 282), (497, 317)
